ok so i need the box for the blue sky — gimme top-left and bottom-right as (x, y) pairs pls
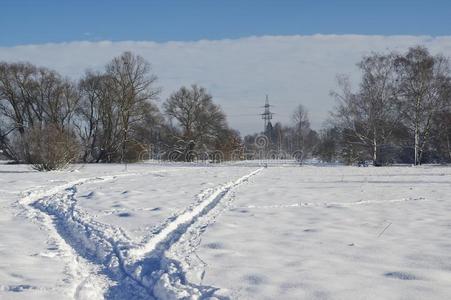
(2, 1), (451, 133)
(1, 0), (451, 46)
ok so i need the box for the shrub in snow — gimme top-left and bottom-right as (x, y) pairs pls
(25, 124), (79, 171)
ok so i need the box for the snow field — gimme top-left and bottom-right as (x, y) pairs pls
(2, 164), (451, 299)
(194, 166), (451, 299)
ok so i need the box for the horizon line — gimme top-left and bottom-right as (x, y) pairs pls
(2, 33), (451, 49)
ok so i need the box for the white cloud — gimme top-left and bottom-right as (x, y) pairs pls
(1, 35), (451, 134)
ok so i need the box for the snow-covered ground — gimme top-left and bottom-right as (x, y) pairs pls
(1, 162), (451, 299)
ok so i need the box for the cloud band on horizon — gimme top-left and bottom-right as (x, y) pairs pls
(1, 35), (451, 134)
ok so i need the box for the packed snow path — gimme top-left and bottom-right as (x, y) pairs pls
(15, 166), (262, 299)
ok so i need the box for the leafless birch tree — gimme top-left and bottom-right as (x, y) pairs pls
(394, 46), (451, 165)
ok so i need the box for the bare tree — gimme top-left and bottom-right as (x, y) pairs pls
(77, 72), (115, 162)
(0, 62), (79, 164)
(394, 46), (451, 165)
(331, 53), (398, 165)
(431, 110), (451, 162)
(164, 85), (227, 153)
(292, 104), (310, 144)
(0, 120), (16, 160)
(106, 52), (160, 163)
(0, 62), (37, 160)
(291, 104), (317, 162)
(316, 126), (340, 162)
(36, 68), (79, 130)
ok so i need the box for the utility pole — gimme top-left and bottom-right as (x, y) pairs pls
(261, 95), (274, 132)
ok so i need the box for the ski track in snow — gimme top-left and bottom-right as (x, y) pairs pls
(17, 167), (263, 300)
(240, 196), (427, 210)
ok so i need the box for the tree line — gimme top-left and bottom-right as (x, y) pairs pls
(243, 104), (319, 163)
(244, 46), (451, 166)
(1, 46), (450, 169)
(324, 46), (451, 165)
(0, 52), (238, 170)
